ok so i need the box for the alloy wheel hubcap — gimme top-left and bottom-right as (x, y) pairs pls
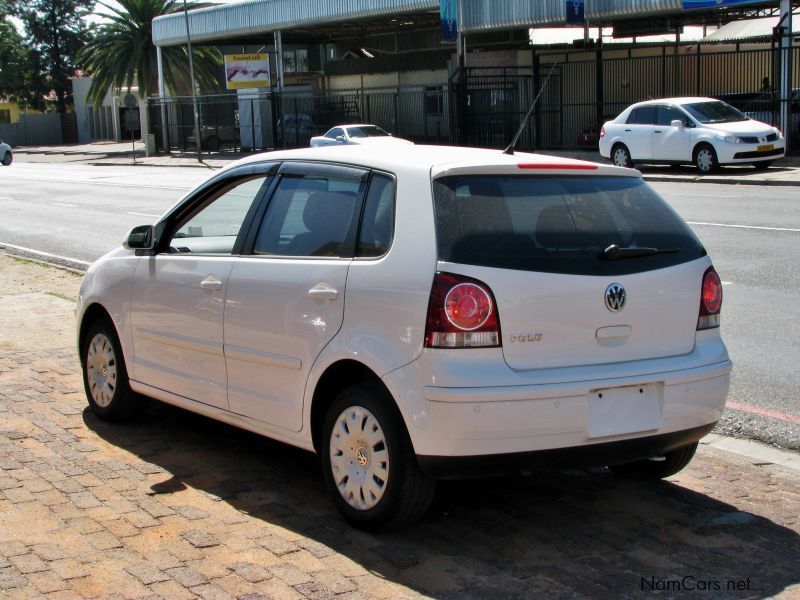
(697, 149), (713, 171)
(86, 333), (117, 408)
(614, 148), (627, 166)
(329, 406), (389, 511)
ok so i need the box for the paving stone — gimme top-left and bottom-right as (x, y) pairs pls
(181, 529), (220, 549)
(294, 581), (336, 600)
(192, 582), (236, 600)
(172, 505), (210, 520)
(312, 569), (358, 594)
(125, 562), (171, 585)
(30, 544), (68, 562)
(0, 540), (28, 557)
(269, 563), (314, 586)
(228, 562), (273, 583)
(9, 553), (49, 574)
(256, 533), (299, 556)
(4, 486), (36, 503)
(30, 570), (68, 593)
(0, 571), (27, 590)
(68, 491), (102, 509)
(166, 566), (208, 588)
(85, 531), (123, 550)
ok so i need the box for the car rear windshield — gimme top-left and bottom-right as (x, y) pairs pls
(432, 175), (706, 276)
(682, 101), (748, 124)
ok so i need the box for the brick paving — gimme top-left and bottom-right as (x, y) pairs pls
(0, 258), (799, 598)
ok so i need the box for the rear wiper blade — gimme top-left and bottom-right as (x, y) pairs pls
(601, 244), (679, 260)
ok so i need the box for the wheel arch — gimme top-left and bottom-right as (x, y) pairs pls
(78, 303), (117, 365)
(310, 359), (395, 455)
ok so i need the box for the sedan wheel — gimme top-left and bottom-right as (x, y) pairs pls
(321, 382), (435, 530)
(612, 145), (632, 169)
(1, 151), (11, 166)
(694, 145), (718, 174)
(610, 442), (698, 480)
(82, 319), (146, 421)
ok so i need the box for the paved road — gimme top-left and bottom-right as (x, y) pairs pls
(0, 164), (798, 450)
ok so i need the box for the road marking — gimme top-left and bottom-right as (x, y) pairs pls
(1, 175), (193, 192)
(721, 281), (733, 285)
(54, 202), (77, 208)
(727, 400), (800, 425)
(128, 211), (161, 218)
(0, 196), (14, 200)
(687, 221), (800, 233)
(0, 242), (91, 268)
(671, 194), (737, 198)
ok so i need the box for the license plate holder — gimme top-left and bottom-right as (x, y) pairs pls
(587, 383), (662, 438)
(757, 144), (773, 152)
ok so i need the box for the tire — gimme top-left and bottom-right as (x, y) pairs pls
(321, 382), (436, 530)
(609, 442), (698, 480)
(694, 144), (719, 174)
(1, 151), (11, 166)
(752, 160), (773, 170)
(611, 144), (633, 169)
(81, 319), (146, 421)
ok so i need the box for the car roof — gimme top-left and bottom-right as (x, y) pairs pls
(628, 97), (722, 108)
(224, 144), (638, 179)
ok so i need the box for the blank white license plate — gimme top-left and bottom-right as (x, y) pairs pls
(587, 383), (663, 438)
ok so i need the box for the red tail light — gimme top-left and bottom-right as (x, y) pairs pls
(425, 272), (501, 348)
(698, 266), (722, 330)
(600, 126), (606, 138)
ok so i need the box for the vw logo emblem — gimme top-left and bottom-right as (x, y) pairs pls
(605, 283), (626, 312)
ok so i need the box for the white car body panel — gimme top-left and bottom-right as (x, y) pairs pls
(77, 144), (731, 469)
(130, 255), (233, 409)
(224, 257), (351, 432)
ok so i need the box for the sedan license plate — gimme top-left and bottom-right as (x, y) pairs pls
(757, 144), (773, 152)
(587, 383), (662, 438)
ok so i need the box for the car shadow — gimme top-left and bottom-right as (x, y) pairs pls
(635, 164), (794, 176)
(83, 401), (800, 598)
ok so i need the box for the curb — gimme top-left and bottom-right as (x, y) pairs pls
(643, 174), (800, 187)
(701, 434), (800, 473)
(0, 243), (90, 273)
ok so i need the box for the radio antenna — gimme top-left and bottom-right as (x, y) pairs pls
(503, 61), (558, 155)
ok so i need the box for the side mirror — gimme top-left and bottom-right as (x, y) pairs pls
(335, 135), (346, 142)
(670, 119), (685, 129)
(123, 224), (154, 250)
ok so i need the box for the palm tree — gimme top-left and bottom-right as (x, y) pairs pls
(78, 0), (222, 106)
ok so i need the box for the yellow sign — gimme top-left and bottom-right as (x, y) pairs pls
(224, 53), (270, 90)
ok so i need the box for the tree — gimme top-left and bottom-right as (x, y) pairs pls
(78, 0), (222, 107)
(13, 0), (94, 114)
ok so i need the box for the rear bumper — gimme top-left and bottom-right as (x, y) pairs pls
(418, 422), (716, 479)
(382, 340), (731, 464)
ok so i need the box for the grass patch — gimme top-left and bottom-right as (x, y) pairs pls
(45, 291), (77, 302)
(8, 255), (83, 277)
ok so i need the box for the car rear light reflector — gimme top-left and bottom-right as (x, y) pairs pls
(600, 126), (606, 138)
(425, 273), (501, 348)
(698, 266), (722, 330)
(517, 163), (598, 170)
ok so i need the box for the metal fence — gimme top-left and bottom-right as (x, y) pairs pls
(148, 86), (453, 153)
(148, 43), (799, 154)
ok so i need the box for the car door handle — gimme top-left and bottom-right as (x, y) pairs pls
(308, 284), (338, 301)
(624, 128), (631, 132)
(200, 276), (223, 291)
(654, 130), (662, 133)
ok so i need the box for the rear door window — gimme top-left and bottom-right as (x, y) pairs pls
(627, 107), (656, 125)
(432, 176), (705, 276)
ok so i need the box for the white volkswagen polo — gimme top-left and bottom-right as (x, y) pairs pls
(599, 97), (785, 173)
(76, 145), (731, 529)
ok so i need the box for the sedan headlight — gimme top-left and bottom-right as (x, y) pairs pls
(773, 127), (784, 139)
(714, 134), (741, 144)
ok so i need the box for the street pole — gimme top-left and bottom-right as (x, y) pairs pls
(778, 0), (792, 153)
(156, 45), (170, 153)
(182, 0), (202, 162)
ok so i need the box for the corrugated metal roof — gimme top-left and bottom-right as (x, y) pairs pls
(587, 0), (683, 20)
(153, 0), (439, 46)
(460, 0), (565, 32)
(703, 15), (798, 41)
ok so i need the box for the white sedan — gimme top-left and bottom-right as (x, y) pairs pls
(599, 97), (785, 173)
(310, 124), (412, 148)
(0, 141), (12, 166)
